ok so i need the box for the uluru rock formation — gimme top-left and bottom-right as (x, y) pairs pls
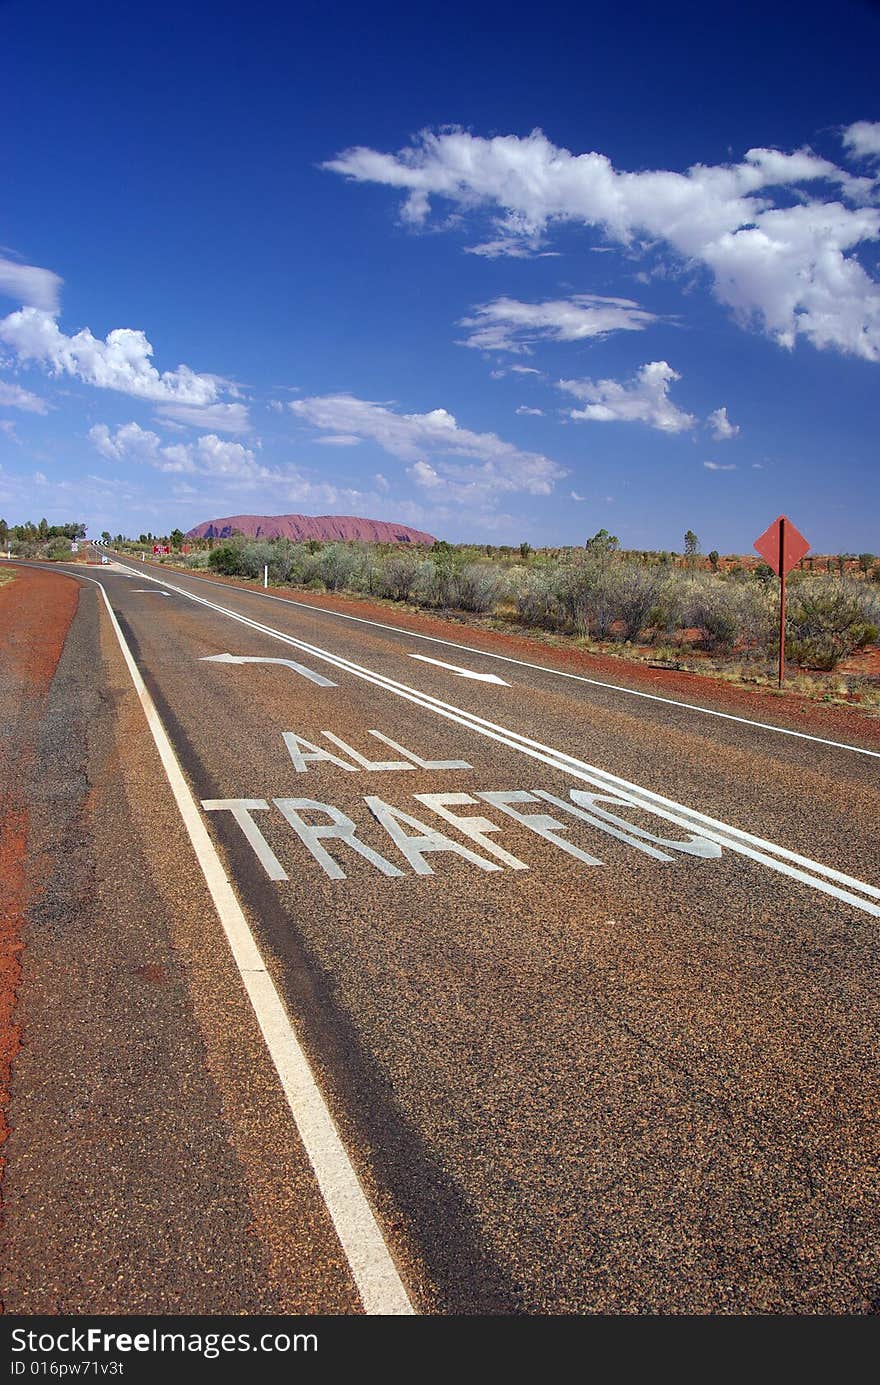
(185, 513), (436, 544)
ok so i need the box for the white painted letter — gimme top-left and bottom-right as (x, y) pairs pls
(201, 798), (289, 880)
(477, 791), (603, 866)
(367, 731), (472, 771)
(414, 793), (528, 870)
(364, 797), (501, 875)
(282, 731), (359, 773)
(536, 790), (721, 860)
(320, 731), (414, 772)
(273, 798), (403, 880)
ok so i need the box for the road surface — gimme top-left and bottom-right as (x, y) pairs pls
(2, 558), (878, 1315)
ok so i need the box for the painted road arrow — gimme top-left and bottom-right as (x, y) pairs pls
(200, 652), (336, 688)
(408, 653), (510, 685)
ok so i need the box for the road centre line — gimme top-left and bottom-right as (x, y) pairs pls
(118, 560), (880, 761)
(106, 564), (880, 918)
(80, 574), (415, 1316)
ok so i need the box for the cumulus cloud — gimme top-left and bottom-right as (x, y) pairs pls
(703, 460), (737, 471)
(154, 402), (251, 434)
(0, 256), (63, 313)
(290, 393), (566, 501)
(0, 307), (223, 404)
(707, 406), (739, 440)
(842, 121), (880, 160)
(459, 293), (659, 353)
(325, 127), (880, 360)
(88, 419), (372, 511)
(558, 361), (695, 432)
(0, 380), (50, 414)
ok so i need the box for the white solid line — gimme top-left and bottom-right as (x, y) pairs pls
(103, 565), (880, 918)
(84, 575), (414, 1316)
(118, 559), (880, 762)
(409, 653), (509, 684)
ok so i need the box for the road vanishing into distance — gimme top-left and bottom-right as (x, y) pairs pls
(2, 557), (879, 1315)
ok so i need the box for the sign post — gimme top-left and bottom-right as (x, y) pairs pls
(753, 514), (810, 688)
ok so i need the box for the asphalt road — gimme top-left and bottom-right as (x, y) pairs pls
(4, 558), (879, 1315)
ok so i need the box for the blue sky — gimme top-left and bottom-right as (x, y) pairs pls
(1, 0), (878, 551)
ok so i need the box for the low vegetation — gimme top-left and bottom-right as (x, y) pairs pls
(118, 529), (880, 687)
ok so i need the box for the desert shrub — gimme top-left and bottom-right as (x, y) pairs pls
(609, 563), (664, 641)
(375, 550), (423, 602)
(318, 543), (361, 591)
(46, 537), (72, 560)
(555, 559), (600, 635)
(208, 538), (246, 575)
(647, 575), (687, 644)
(239, 540), (276, 580)
(680, 575), (741, 651)
(735, 580), (777, 659)
(413, 553), (459, 608)
(508, 565), (560, 629)
(454, 562), (505, 613)
(786, 577), (879, 670)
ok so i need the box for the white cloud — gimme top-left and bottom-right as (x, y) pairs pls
(326, 128), (880, 361)
(703, 460), (737, 471)
(88, 419), (372, 511)
(559, 361), (695, 432)
(312, 433), (363, 446)
(516, 405), (544, 416)
(707, 406), (739, 440)
(0, 420), (20, 443)
(459, 293), (659, 352)
(510, 365), (543, 376)
(0, 307), (223, 404)
(0, 380), (50, 414)
(0, 256), (63, 313)
(570, 490), (585, 501)
(842, 121), (880, 160)
(155, 402), (251, 434)
(291, 393), (566, 501)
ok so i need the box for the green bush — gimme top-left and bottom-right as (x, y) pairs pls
(786, 578), (879, 670)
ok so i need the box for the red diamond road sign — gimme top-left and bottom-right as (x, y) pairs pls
(753, 515), (810, 576)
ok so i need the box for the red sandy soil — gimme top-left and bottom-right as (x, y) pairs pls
(0, 566), (79, 1273)
(152, 564), (880, 749)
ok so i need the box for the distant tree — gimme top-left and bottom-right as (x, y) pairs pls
(169, 528), (184, 549)
(38, 517), (49, 540)
(0, 519), (7, 546)
(101, 530), (112, 545)
(708, 549), (720, 572)
(519, 541), (532, 560)
(586, 527), (619, 553)
(684, 530), (700, 566)
(858, 552), (876, 575)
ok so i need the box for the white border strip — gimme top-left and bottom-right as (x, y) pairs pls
(107, 565), (880, 919)
(87, 575), (414, 1316)
(115, 559), (880, 762)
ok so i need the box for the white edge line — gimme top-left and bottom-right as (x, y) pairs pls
(84, 574), (414, 1316)
(102, 564), (880, 917)
(118, 559), (880, 762)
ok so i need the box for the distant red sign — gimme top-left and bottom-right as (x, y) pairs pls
(753, 515), (810, 577)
